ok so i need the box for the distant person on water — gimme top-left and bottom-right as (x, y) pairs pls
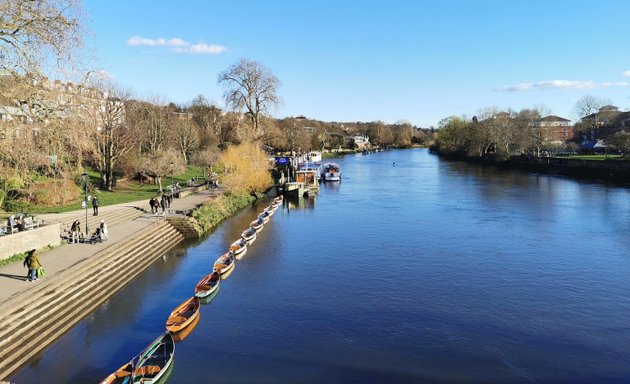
(393, 162), (396, 167)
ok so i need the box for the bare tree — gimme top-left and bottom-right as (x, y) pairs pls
(92, 85), (138, 190)
(0, 0), (84, 76)
(173, 117), (199, 164)
(217, 58), (281, 142)
(129, 98), (172, 154)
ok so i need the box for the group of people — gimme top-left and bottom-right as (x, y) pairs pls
(149, 194), (172, 214)
(6, 213), (30, 233)
(70, 219), (108, 243)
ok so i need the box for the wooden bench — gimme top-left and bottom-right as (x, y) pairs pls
(23, 217), (40, 230)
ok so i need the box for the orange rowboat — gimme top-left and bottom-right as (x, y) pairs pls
(194, 271), (220, 298)
(165, 297), (200, 333)
(100, 360), (133, 384)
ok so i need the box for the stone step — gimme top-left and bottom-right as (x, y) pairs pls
(0, 223), (178, 339)
(0, 222), (175, 331)
(0, 223), (184, 378)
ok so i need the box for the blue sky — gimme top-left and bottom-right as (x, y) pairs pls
(84, 0), (630, 127)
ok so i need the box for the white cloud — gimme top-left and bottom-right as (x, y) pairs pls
(623, 70), (630, 77)
(495, 80), (628, 92)
(127, 36), (188, 47)
(173, 43), (227, 54)
(127, 36), (226, 54)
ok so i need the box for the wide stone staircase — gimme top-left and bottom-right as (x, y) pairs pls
(0, 221), (184, 380)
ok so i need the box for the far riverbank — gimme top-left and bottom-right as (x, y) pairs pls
(434, 152), (630, 185)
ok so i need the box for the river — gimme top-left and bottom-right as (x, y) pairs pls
(11, 149), (630, 383)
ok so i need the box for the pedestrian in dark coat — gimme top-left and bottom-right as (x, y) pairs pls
(92, 196), (99, 216)
(23, 249), (41, 282)
(160, 194), (167, 213)
(149, 197), (156, 214)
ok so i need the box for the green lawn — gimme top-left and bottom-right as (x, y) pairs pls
(563, 154), (624, 161)
(12, 166), (210, 215)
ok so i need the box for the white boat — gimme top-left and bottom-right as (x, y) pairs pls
(241, 226), (257, 244)
(264, 205), (276, 216)
(250, 218), (264, 232)
(229, 238), (248, 256)
(321, 162), (341, 182)
(258, 211), (271, 224)
(213, 252), (235, 274)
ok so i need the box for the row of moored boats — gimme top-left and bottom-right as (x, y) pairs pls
(101, 195), (284, 384)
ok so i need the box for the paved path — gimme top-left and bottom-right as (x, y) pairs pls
(0, 187), (223, 305)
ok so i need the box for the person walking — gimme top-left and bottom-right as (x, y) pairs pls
(160, 194), (167, 214)
(71, 220), (81, 243)
(99, 220), (109, 241)
(23, 249), (41, 282)
(149, 197), (156, 214)
(92, 196), (100, 216)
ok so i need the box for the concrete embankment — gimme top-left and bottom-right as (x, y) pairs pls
(0, 188), (263, 380)
(0, 220), (184, 379)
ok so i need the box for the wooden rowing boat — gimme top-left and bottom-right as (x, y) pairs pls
(172, 314), (200, 343)
(213, 252), (235, 274)
(132, 332), (174, 384)
(194, 271), (220, 298)
(229, 238), (248, 256)
(241, 226), (257, 244)
(258, 211), (270, 223)
(250, 218), (264, 232)
(264, 205), (276, 216)
(165, 297), (200, 333)
(100, 360), (133, 384)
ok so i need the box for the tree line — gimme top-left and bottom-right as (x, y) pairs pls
(0, 0), (435, 209)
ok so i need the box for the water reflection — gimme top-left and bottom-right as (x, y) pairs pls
(199, 286), (221, 305)
(285, 196), (316, 211)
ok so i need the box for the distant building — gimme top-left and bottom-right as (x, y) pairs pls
(346, 134), (370, 150)
(533, 115), (574, 144)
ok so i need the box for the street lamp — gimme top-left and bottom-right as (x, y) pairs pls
(170, 162), (174, 189)
(81, 173), (89, 237)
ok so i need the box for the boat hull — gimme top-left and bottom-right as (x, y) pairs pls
(194, 272), (220, 298)
(213, 253), (235, 274)
(166, 297), (200, 333)
(133, 332), (174, 384)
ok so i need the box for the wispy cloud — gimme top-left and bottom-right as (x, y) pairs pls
(623, 70), (630, 77)
(126, 36), (226, 54)
(495, 80), (628, 92)
(173, 43), (227, 54)
(127, 36), (188, 47)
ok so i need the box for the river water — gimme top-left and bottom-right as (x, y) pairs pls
(12, 149), (630, 383)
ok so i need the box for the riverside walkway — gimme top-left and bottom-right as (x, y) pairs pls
(0, 187), (223, 306)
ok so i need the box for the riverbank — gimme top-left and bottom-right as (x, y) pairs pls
(436, 153), (630, 185)
(0, 187), (257, 380)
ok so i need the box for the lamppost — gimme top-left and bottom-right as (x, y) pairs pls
(81, 173), (90, 237)
(170, 162), (174, 190)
